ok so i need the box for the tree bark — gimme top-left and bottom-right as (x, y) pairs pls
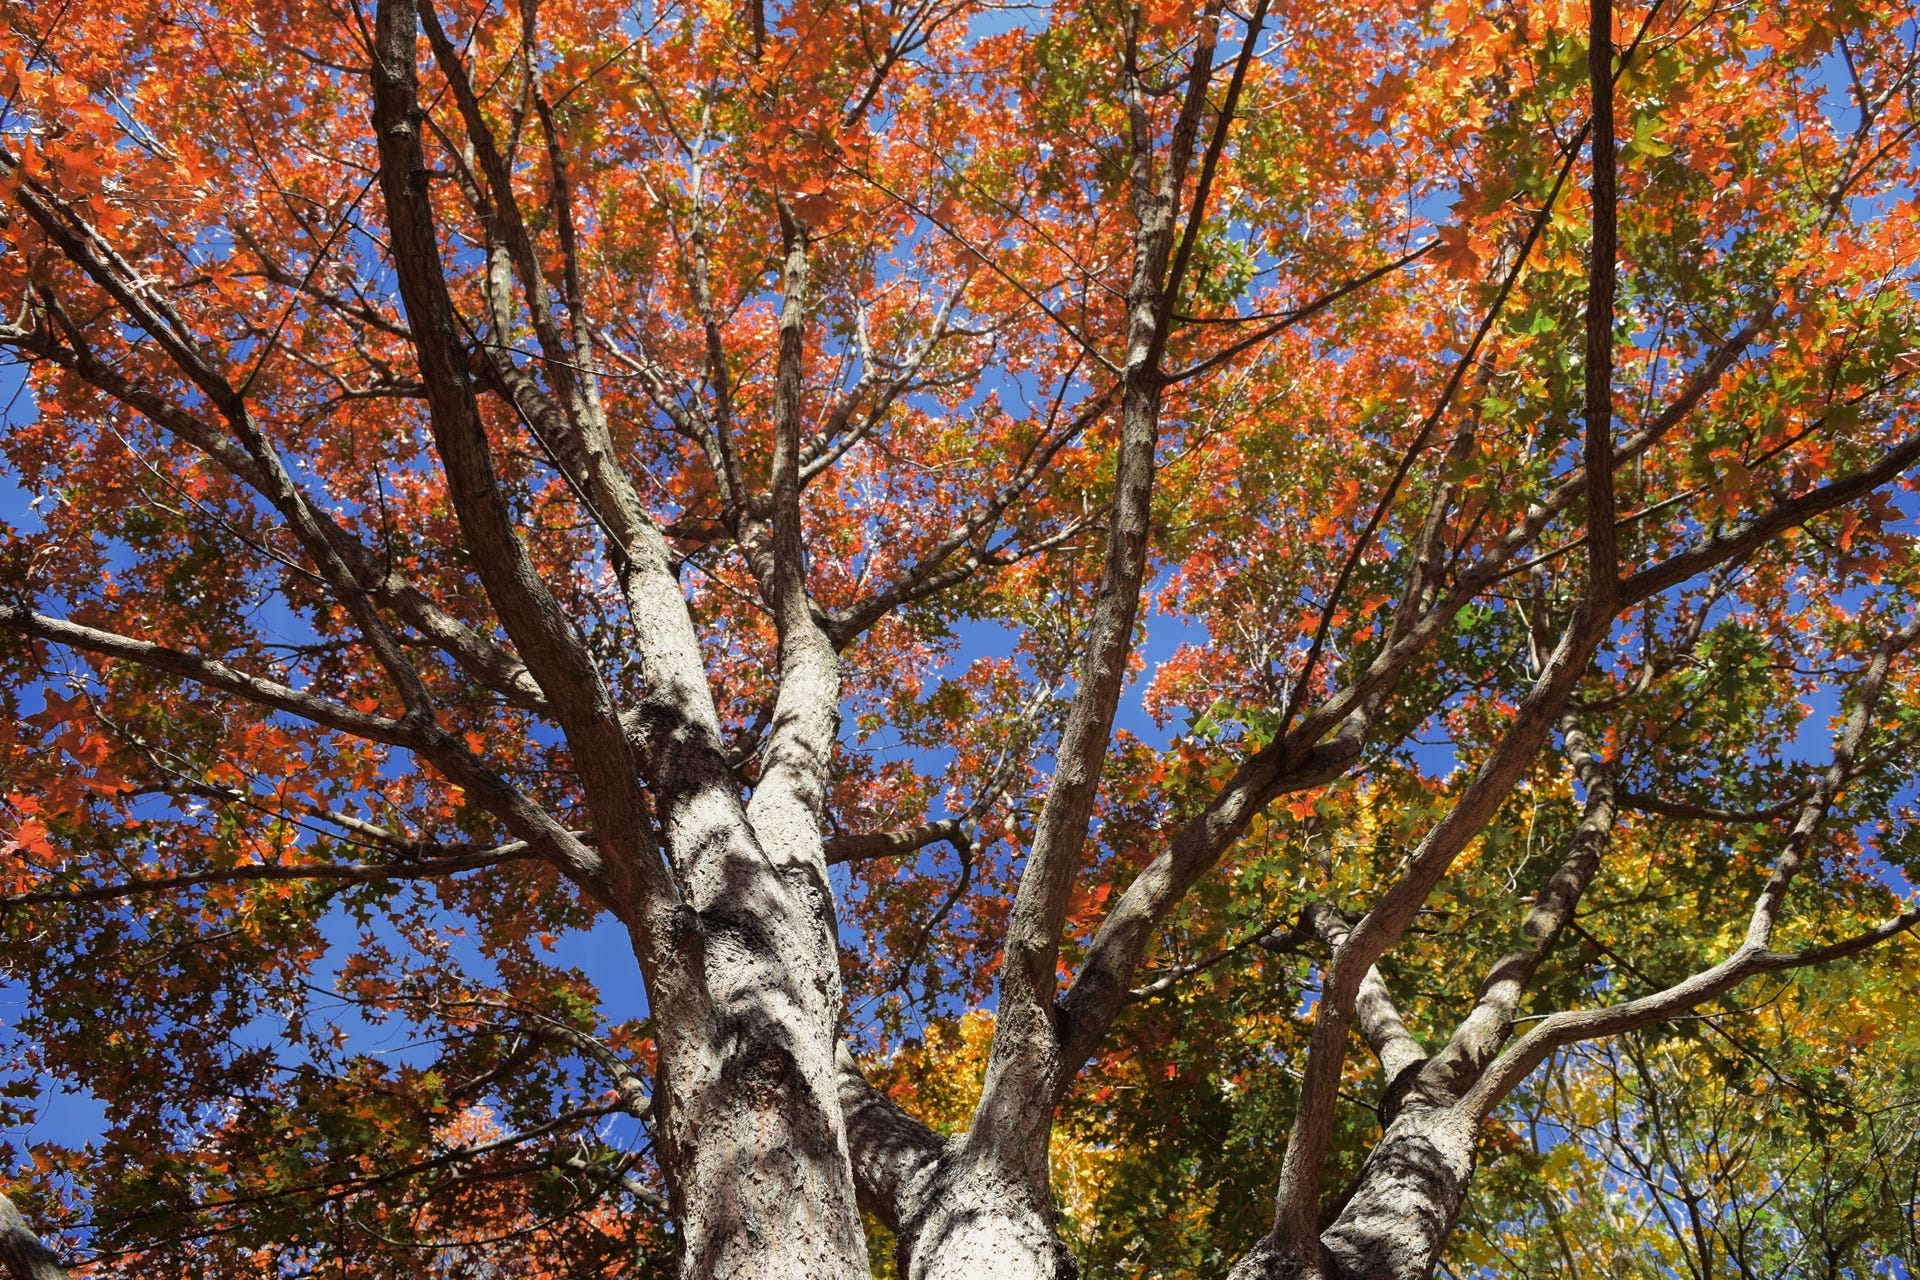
(367, 5), (867, 1276)
(0, 1195), (70, 1280)
(893, 1158), (1078, 1280)
(1225, 1107), (1476, 1280)
(657, 1013), (866, 1280)
(840, 1052), (1075, 1280)
(1315, 1108), (1479, 1280)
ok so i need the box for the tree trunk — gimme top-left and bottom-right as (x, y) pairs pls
(892, 1154), (1078, 1280)
(1318, 1107), (1477, 1280)
(657, 1035), (868, 1280)
(1228, 1107), (1476, 1280)
(643, 861), (868, 1279)
(1227, 1240), (1329, 1280)
(0, 1195), (70, 1280)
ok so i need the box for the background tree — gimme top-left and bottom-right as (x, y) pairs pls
(0, 0), (1917, 1277)
(1451, 958), (1920, 1280)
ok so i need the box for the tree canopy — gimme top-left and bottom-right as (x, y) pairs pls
(0, 0), (1917, 1276)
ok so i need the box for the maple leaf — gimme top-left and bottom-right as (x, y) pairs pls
(24, 691), (87, 730)
(1433, 220), (1481, 279)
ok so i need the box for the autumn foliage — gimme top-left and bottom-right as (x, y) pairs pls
(0, 0), (1918, 1276)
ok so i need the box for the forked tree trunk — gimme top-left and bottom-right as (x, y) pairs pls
(1318, 1108), (1477, 1280)
(366, 0), (871, 1269)
(839, 1068), (1080, 1280)
(641, 820), (869, 1279)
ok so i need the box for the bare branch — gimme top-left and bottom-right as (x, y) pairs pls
(562, 1151), (671, 1215)
(823, 819), (968, 866)
(0, 607), (414, 744)
(0, 605), (612, 895)
(1125, 915), (1307, 1003)
(1750, 906), (1920, 970)
(1160, 242), (1434, 386)
(971, 5), (1226, 1179)
(1300, 903), (1428, 1092)
(0, 844), (539, 909)
(799, 274), (973, 484)
(1622, 429), (1920, 603)
(1620, 791), (1807, 824)
(1583, 0), (1621, 595)
(1420, 718), (1617, 1101)
(370, 0), (667, 922)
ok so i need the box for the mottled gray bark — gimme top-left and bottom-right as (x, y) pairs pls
(1315, 1109), (1479, 1280)
(0, 1196), (69, 1280)
(839, 1051), (1075, 1280)
(648, 213), (869, 1280)
(968, 4), (1241, 1226)
(900, 1165), (1078, 1280)
(1224, 1109), (1477, 1280)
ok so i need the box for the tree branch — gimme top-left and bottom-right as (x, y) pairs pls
(1583, 0), (1621, 595)
(824, 381), (1116, 649)
(1301, 902), (1429, 1093)
(1621, 429), (1920, 604)
(1456, 615), (1920, 1119)
(0, 319), (548, 712)
(1420, 718), (1617, 1101)
(970, 5), (1224, 1181)
(5, 173), (437, 719)
(835, 1046), (945, 1233)
(824, 819), (968, 866)
(1053, 304), (1771, 1104)
(0, 844), (539, 909)
(369, 0), (668, 925)
(743, 209), (845, 879)
(0, 607), (412, 744)
(1269, 589), (1619, 1243)
(1125, 915), (1307, 1003)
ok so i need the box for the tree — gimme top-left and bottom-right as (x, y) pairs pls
(0, 0), (1917, 1275)
(1450, 956), (1920, 1280)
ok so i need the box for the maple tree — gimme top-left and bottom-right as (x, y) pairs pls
(0, 0), (1918, 1275)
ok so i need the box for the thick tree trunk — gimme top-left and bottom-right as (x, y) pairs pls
(839, 1058), (1076, 1280)
(368, 1), (869, 1272)
(657, 1034), (867, 1280)
(893, 1157), (1077, 1280)
(1229, 1108), (1477, 1280)
(644, 786), (868, 1280)
(1227, 1241), (1328, 1280)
